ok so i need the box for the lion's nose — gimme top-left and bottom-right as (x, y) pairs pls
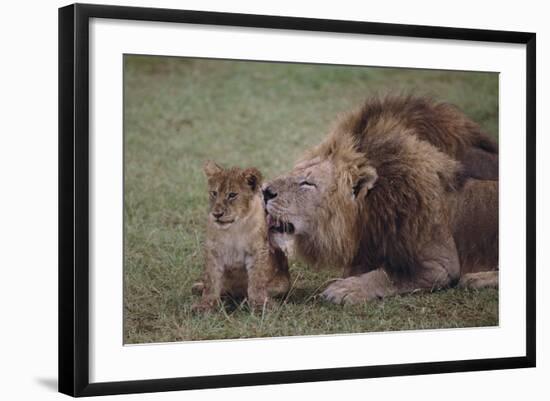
(212, 211), (224, 219)
(262, 186), (277, 204)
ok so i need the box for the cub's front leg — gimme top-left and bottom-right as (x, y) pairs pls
(192, 251), (224, 313)
(246, 248), (273, 309)
(266, 247), (291, 297)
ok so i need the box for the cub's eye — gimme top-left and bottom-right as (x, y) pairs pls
(209, 191), (217, 198)
(227, 192), (238, 199)
(299, 181), (316, 188)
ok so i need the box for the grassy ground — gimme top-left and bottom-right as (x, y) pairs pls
(123, 55), (499, 344)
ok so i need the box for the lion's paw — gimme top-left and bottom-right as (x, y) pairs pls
(457, 271), (498, 290)
(321, 277), (371, 305)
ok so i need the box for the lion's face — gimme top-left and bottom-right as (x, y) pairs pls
(263, 158), (334, 236)
(203, 161), (262, 230)
(263, 145), (378, 266)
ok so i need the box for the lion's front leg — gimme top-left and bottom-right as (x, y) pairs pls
(322, 235), (460, 305)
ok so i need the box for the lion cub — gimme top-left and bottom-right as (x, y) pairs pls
(191, 161), (290, 312)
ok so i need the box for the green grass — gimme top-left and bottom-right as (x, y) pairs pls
(124, 55), (499, 344)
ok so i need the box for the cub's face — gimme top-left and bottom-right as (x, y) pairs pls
(203, 161), (262, 229)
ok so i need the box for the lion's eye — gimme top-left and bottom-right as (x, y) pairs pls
(209, 191), (217, 198)
(227, 192), (238, 199)
(299, 181), (316, 188)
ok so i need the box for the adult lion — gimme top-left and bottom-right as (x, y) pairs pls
(263, 96), (498, 304)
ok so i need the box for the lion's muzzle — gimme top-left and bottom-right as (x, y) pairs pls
(262, 185), (277, 205)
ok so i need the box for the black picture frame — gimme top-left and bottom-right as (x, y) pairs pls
(59, 3), (536, 397)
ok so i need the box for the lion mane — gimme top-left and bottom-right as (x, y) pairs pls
(299, 125), (461, 276)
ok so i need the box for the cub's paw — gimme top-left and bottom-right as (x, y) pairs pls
(191, 281), (205, 296)
(248, 297), (276, 312)
(191, 300), (216, 314)
(267, 276), (290, 298)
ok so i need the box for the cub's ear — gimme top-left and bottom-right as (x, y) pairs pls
(242, 167), (263, 192)
(203, 160), (223, 177)
(352, 165), (377, 199)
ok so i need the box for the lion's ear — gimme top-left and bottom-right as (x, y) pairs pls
(352, 165), (378, 199)
(242, 167), (262, 192)
(203, 160), (223, 177)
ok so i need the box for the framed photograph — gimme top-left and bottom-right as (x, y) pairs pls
(58, 3), (536, 397)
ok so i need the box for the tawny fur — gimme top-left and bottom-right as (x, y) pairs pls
(448, 179), (499, 274)
(192, 161), (290, 312)
(264, 96), (498, 304)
